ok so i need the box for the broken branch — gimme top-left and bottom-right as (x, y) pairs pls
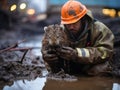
(19, 50), (29, 64)
(0, 39), (26, 53)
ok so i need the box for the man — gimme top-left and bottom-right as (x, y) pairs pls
(42, 0), (114, 75)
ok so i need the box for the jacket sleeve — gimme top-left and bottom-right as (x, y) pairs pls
(75, 21), (114, 64)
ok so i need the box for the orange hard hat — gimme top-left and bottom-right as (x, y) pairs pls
(61, 0), (87, 24)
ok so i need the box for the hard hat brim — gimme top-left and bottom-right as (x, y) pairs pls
(61, 9), (87, 24)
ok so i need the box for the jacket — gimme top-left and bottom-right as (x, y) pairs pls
(63, 10), (114, 65)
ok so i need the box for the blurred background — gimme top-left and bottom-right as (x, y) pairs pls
(0, 0), (120, 53)
(0, 0), (120, 32)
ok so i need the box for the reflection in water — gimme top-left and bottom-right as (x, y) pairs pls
(3, 77), (46, 90)
(43, 77), (120, 90)
(112, 83), (120, 90)
(19, 35), (43, 56)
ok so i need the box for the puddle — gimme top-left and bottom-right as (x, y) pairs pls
(18, 35), (43, 56)
(44, 77), (120, 90)
(1, 34), (120, 90)
(113, 83), (120, 90)
(3, 77), (47, 90)
(2, 76), (120, 90)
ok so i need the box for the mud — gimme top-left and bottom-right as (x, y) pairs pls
(0, 51), (45, 80)
(0, 24), (78, 90)
(104, 18), (120, 77)
(0, 13), (120, 90)
(47, 69), (78, 81)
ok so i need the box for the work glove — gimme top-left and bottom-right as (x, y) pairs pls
(57, 46), (78, 61)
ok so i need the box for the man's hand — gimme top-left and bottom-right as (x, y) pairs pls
(42, 50), (58, 62)
(57, 46), (78, 60)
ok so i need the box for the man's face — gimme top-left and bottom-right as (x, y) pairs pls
(65, 20), (82, 35)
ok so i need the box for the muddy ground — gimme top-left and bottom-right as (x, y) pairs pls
(0, 13), (120, 89)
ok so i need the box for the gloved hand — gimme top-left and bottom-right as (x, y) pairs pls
(57, 46), (78, 60)
(42, 49), (58, 62)
(42, 49), (61, 73)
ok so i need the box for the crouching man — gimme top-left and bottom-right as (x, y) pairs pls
(41, 0), (114, 76)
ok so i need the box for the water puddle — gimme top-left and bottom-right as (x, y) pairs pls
(19, 35), (43, 56)
(2, 76), (120, 90)
(44, 77), (120, 90)
(3, 77), (46, 90)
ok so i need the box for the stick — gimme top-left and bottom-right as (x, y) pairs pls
(19, 50), (29, 64)
(8, 47), (40, 51)
(0, 39), (26, 53)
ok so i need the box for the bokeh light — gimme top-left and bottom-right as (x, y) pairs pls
(10, 4), (17, 11)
